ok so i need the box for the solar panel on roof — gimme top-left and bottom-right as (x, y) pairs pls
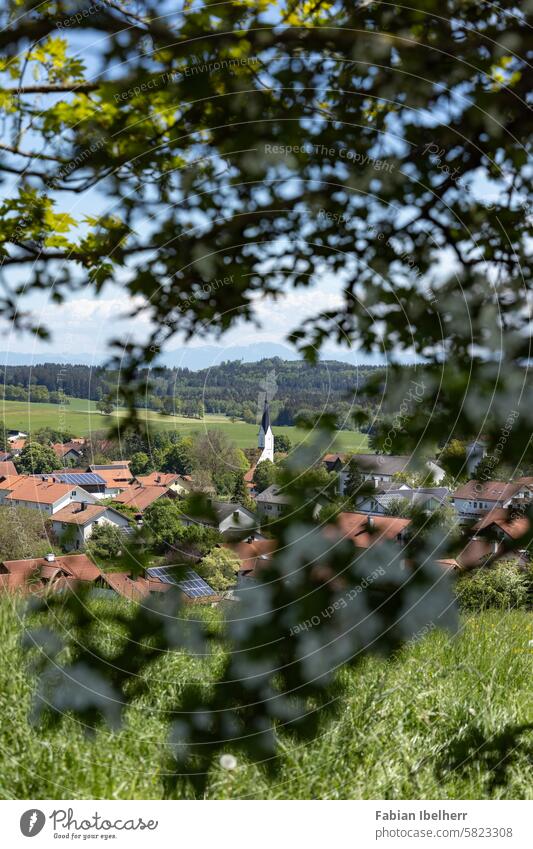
(146, 567), (215, 596)
(55, 473), (106, 485)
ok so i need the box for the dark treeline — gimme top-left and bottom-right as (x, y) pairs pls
(0, 358), (386, 428)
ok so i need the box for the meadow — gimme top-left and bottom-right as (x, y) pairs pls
(0, 397), (368, 452)
(1, 597), (531, 800)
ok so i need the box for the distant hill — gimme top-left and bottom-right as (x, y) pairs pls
(0, 356), (394, 428)
(0, 342), (388, 370)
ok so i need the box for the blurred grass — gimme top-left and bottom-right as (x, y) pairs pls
(0, 596), (531, 799)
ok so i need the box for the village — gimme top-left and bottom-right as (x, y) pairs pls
(0, 396), (531, 604)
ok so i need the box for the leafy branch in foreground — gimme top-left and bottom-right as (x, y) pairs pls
(4, 0), (531, 794)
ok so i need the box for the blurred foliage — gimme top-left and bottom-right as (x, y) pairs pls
(2, 0), (531, 794)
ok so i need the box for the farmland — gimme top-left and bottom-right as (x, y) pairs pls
(0, 397), (369, 453)
(1, 600), (531, 799)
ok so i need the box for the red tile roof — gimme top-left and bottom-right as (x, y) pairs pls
(223, 538), (277, 574)
(472, 508), (530, 540)
(135, 472), (186, 488)
(115, 484), (173, 511)
(452, 480), (520, 502)
(52, 502), (107, 525)
(102, 572), (148, 601)
(4, 477), (76, 505)
(8, 439), (26, 451)
(0, 461), (17, 477)
(52, 442), (83, 458)
(331, 512), (411, 548)
(2, 553), (100, 582)
(87, 468), (132, 487)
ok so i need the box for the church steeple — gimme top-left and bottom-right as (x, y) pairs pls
(258, 397), (274, 463)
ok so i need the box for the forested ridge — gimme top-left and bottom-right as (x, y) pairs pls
(0, 358), (388, 426)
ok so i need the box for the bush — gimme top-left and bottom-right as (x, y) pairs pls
(86, 523), (128, 561)
(196, 548), (240, 592)
(456, 562), (530, 612)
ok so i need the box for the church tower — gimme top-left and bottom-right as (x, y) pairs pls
(257, 398), (274, 464)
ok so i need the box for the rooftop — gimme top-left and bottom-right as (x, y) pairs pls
(452, 480), (522, 502)
(332, 512), (411, 549)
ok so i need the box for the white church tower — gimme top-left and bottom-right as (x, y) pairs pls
(257, 398), (274, 464)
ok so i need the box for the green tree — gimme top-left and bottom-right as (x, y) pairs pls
(196, 548), (240, 592)
(231, 471), (253, 509)
(252, 460), (277, 494)
(457, 563), (530, 612)
(343, 457), (365, 501)
(161, 439), (193, 475)
(0, 506), (52, 561)
(274, 434), (292, 453)
(0, 419), (7, 453)
(143, 499), (184, 550)
(130, 451), (152, 477)
(439, 440), (468, 480)
(33, 427), (76, 446)
(190, 430), (247, 495)
(86, 524), (128, 561)
(15, 442), (57, 474)
(384, 498), (411, 518)
(7, 0), (531, 792)
(96, 399), (114, 415)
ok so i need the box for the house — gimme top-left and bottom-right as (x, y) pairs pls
(180, 500), (257, 537)
(338, 454), (445, 494)
(52, 441), (84, 463)
(45, 471), (107, 495)
(7, 430), (27, 442)
(6, 438), (26, 456)
(471, 508), (530, 544)
(255, 484), (290, 518)
(0, 553), (102, 594)
(114, 483), (176, 515)
(354, 487), (450, 515)
(0, 460), (17, 477)
(223, 538), (277, 577)
(134, 472), (192, 495)
(0, 475), (97, 514)
(323, 453), (347, 473)
(331, 512), (412, 549)
(451, 480), (533, 520)
(86, 463), (133, 496)
(51, 502), (131, 551)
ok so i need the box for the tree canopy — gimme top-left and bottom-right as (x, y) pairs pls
(7, 0), (532, 796)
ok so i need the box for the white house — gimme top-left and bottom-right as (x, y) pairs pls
(0, 475), (97, 515)
(451, 480), (529, 520)
(354, 487), (450, 515)
(338, 454), (445, 494)
(255, 485), (290, 518)
(51, 502), (131, 551)
(179, 500), (257, 537)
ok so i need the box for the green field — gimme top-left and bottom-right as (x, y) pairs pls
(1, 397), (368, 453)
(1, 601), (531, 799)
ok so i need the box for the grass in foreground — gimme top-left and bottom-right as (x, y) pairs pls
(1, 398), (368, 453)
(0, 597), (531, 800)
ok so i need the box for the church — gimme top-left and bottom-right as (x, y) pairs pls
(257, 398), (274, 464)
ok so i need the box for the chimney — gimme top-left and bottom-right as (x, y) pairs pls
(80, 501), (86, 511)
(44, 552), (55, 563)
(492, 539), (499, 554)
(367, 515), (375, 530)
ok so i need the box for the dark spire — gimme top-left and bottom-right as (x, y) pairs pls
(261, 398), (271, 432)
